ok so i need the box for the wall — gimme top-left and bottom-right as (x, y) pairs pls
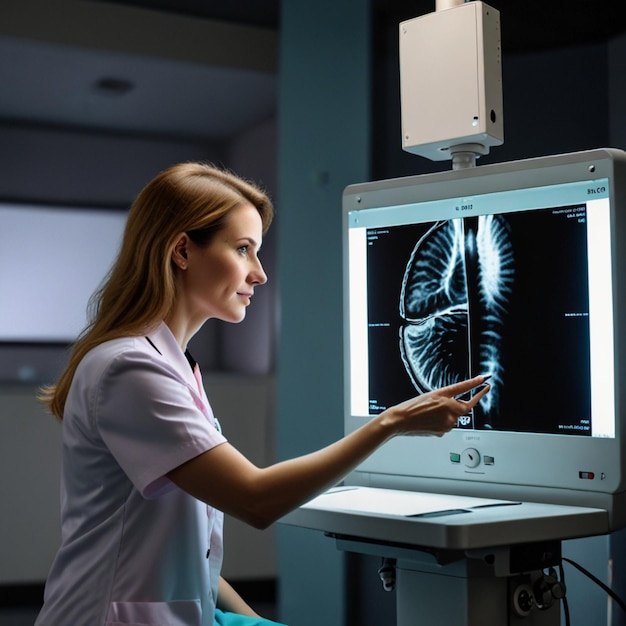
(607, 31), (626, 626)
(0, 387), (62, 584)
(0, 123), (222, 205)
(275, 1), (371, 624)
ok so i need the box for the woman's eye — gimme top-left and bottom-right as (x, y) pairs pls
(237, 245), (248, 256)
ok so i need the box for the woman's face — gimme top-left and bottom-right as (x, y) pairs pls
(179, 202), (267, 324)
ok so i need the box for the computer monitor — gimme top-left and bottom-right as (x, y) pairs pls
(0, 201), (126, 383)
(0, 201), (126, 344)
(343, 148), (626, 528)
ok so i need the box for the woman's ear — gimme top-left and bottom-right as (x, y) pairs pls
(172, 233), (190, 270)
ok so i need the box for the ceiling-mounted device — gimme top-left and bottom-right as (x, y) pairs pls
(399, 1), (503, 167)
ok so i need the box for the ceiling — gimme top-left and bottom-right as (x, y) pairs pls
(1, 0), (625, 142)
(101, 0), (280, 29)
(377, 0), (626, 52)
(0, 0), (280, 141)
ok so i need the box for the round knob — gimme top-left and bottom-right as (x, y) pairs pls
(461, 448), (481, 468)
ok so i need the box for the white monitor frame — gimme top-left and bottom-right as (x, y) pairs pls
(342, 149), (626, 529)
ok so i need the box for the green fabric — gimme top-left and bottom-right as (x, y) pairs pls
(214, 608), (287, 626)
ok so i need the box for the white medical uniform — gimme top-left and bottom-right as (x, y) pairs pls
(35, 322), (228, 626)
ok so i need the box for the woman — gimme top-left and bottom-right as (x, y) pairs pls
(35, 162), (489, 626)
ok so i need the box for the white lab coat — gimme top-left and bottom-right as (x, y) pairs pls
(35, 322), (228, 626)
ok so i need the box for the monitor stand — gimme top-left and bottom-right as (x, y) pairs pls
(280, 487), (609, 625)
(338, 536), (562, 625)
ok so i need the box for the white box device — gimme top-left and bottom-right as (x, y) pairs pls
(400, 2), (504, 161)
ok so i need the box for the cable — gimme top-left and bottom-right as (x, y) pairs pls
(559, 562), (571, 626)
(562, 556), (626, 614)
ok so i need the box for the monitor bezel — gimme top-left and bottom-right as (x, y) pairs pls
(342, 149), (626, 522)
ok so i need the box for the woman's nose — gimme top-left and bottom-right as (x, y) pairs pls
(250, 260), (268, 285)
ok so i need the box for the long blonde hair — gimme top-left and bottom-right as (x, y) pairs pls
(40, 162), (274, 420)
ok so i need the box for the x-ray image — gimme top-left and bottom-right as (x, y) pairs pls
(399, 214), (513, 428)
(365, 203), (592, 436)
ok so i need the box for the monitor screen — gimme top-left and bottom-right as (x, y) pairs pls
(343, 149), (626, 524)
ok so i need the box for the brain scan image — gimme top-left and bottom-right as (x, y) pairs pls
(399, 215), (514, 428)
(363, 204), (593, 435)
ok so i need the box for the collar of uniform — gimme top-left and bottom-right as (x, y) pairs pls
(145, 321), (197, 392)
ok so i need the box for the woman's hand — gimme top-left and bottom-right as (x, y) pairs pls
(379, 375), (491, 437)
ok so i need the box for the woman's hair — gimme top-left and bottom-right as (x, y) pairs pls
(40, 162), (274, 420)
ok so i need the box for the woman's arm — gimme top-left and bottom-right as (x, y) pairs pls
(168, 375), (490, 529)
(217, 577), (261, 617)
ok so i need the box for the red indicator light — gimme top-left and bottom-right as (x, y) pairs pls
(579, 471), (595, 480)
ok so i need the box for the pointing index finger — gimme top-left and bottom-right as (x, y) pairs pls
(454, 378), (492, 401)
(450, 374), (492, 400)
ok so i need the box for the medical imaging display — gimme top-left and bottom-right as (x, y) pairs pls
(365, 203), (592, 436)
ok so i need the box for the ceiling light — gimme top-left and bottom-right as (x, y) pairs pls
(93, 77), (135, 96)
